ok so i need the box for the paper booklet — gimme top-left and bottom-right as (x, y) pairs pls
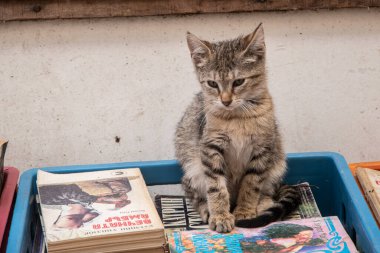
(356, 167), (380, 225)
(168, 216), (358, 253)
(286, 182), (322, 220)
(155, 182), (321, 235)
(37, 168), (165, 248)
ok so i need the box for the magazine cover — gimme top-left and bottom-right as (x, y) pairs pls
(168, 216), (357, 253)
(155, 182), (321, 232)
(155, 195), (208, 232)
(37, 168), (164, 243)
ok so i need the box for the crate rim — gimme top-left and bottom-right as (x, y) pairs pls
(17, 151), (347, 176)
(7, 151), (380, 252)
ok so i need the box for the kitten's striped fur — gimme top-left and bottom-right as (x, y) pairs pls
(175, 24), (300, 232)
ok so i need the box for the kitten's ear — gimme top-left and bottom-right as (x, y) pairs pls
(186, 32), (212, 68)
(241, 23), (265, 59)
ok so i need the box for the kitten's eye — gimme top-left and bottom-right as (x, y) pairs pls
(233, 79), (245, 87)
(207, 81), (218, 88)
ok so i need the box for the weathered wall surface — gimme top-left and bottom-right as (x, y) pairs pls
(1, 9), (379, 171)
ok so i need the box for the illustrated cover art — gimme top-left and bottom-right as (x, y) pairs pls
(168, 216), (358, 253)
(37, 168), (164, 243)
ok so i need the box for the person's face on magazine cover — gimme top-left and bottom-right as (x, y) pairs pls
(294, 230), (313, 243)
(107, 180), (130, 194)
(271, 229), (313, 245)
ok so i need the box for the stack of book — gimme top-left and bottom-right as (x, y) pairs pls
(36, 168), (166, 253)
(34, 168), (358, 253)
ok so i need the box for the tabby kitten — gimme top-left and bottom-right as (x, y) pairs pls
(175, 23), (300, 233)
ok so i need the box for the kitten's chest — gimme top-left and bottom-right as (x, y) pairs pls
(220, 120), (257, 173)
(225, 133), (252, 177)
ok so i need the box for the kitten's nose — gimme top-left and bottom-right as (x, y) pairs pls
(221, 92), (232, 107)
(222, 100), (232, 106)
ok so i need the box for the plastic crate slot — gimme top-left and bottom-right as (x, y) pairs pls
(351, 227), (357, 245)
(341, 202), (346, 224)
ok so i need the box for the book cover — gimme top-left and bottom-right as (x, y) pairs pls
(285, 182), (322, 220)
(0, 139), (8, 193)
(155, 195), (209, 232)
(155, 182), (321, 233)
(168, 216), (357, 253)
(37, 168), (164, 244)
(356, 167), (380, 224)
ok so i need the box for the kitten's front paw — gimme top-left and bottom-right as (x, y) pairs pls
(199, 205), (209, 223)
(233, 207), (257, 221)
(208, 213), (235, 233)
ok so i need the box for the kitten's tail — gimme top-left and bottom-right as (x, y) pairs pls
(235, 185), (301, 228)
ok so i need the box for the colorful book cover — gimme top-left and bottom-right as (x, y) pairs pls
(37, 168), (164, 243)
(168, 216), (358, 253)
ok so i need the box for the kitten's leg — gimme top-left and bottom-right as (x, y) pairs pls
(182, 176), (209, 223)
(232, 171), (264, 220)
(257, 184), (300, 216)
(193, 195), (209, 223)
(256, 194), (275, 214)
(233, 156), (285, 220)
(201, 133), (234, 233)
(255, 179), (282, 214)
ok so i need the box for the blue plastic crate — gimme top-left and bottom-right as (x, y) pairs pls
(6, 152), (380, 253)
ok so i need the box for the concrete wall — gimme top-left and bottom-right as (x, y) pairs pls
(1, 9), (379, 172)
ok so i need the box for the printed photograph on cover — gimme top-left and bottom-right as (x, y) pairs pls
(39, 177), (133, 230)
(168, 217), (357, 253)
(38, 169), (162, 243)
